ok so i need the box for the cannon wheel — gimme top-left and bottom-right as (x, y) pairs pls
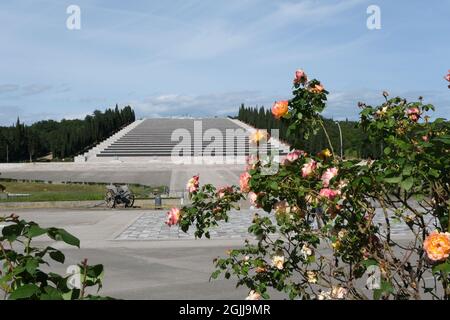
(105, 191), (116, 208)
(125, 194), (135, 208)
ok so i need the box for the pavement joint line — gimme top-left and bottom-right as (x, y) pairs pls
(108, 211), (148, 241)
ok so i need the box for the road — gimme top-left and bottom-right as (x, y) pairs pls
(0, 162), (245, 192)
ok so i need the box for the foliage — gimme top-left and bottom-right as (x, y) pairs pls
(238, 101), (402, 159)
(174, 70), (450, 300)
(0, 105), (135, 162)
(0, 214), (112, 300)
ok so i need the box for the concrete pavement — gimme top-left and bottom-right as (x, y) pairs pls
(0, 208), (423, 299)
(0, 208), (253, 299)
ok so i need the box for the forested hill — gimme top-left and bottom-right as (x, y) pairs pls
(0, 105), (135, 162)
(237, 104), (383, 159)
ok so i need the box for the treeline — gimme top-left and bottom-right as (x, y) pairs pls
(0, 105), (135, 162)
(237, 104), (383, 159)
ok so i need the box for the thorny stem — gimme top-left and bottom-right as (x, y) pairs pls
(80, 259), (88, 299)
(319, 120), (335, 156)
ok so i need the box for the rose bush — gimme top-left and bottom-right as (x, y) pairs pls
(167, 70), (450, 300)
(0, 214), (111, 300)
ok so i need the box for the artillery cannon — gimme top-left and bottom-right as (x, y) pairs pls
(105, 184), (135, 208)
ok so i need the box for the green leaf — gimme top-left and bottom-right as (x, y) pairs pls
(402, 165), (413, 176)
(432, 262), (450, 274)
(434, 137), (450, 145)
(9, 284), (39, 300)
(400, 177), (414, 191)
(2, 224), (23, 241)
(361, 259), (378, 267)
(53, 229), (80, 248)
(27, 225), (48, 238)
(428, 168), (440, 178)
(383, 147), (391, 155)
(49, 250), (65, 263)
(87, 264), (104, 279)
(269, 182), (278, 191)
(412, 193), (425, 202)
(210, 270), (221, 280)
(384, 176), (402, 184)
(61, 290), (75, 300)
(25, 259), (39, 275)
(40, 286), (63, 300)
(373, 280), (394, 300)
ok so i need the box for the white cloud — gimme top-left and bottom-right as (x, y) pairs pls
(21, 84), (53, 96)
(0, 84), (19, 94)
(130, 91), (279, 118)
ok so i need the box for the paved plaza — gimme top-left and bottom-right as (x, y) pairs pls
(0, 207), (422, 299)
(116, 210), (265, 240)
(116, 209), (415, 241)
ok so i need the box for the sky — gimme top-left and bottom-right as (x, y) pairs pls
(0, 0), (449, 125)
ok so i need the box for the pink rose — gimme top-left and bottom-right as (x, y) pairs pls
(186, 175), (199, 193)
(409, 113), (419, 122)
(246, 290), (261, 300)
(301, 159), (317, 178)
(248, 192), (258, 207)
(166, 207), (181, 226)
(422, 135), (429, 142)
(407, 107), (420, 122)
(286, 150), (304, 162)
(239, 172), (251, 193)
(407, 107), (420, 115)
(245, 154), (258, 171)
(294, 69), (307, 84)
(321, 167), (338, 187)
(217, 185), (233, 198)
(319, 188), (339, 200)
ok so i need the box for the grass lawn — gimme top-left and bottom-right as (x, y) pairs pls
(0, 180), (165, 202)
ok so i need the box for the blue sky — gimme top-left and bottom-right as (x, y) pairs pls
(0, 0), (449, 125)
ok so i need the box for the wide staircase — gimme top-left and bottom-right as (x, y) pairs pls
(78, 118), (290, 161)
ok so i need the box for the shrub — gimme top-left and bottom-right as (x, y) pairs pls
(0, 214), (111, 300)
(169, 70), (450, 300)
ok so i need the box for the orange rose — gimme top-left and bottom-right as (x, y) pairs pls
(271, 100), (289, 119)
(255, 266), (267, 273)
(423, 230), (450, 262)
